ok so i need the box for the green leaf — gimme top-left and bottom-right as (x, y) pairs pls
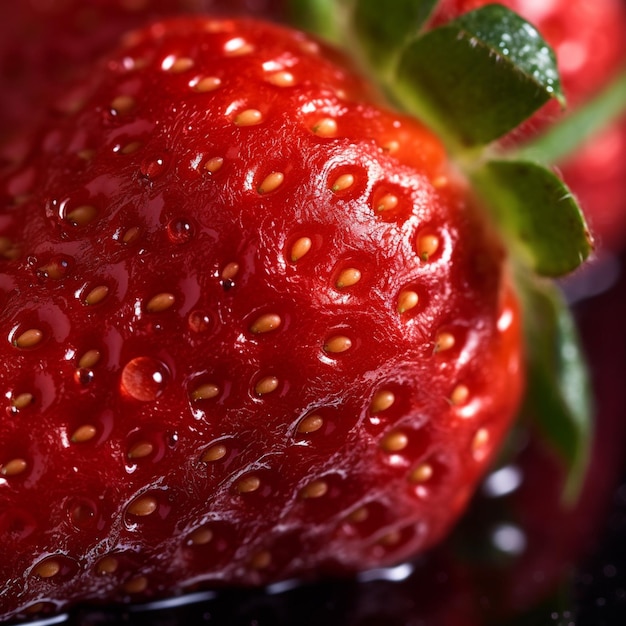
(471, 160), (592, 277)
(394, 4), (564, 148)
(352, 0), (440, 75)
(518, 276), (592, 502)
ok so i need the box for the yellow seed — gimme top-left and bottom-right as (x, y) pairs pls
(221, 262), (240, 281)
(297, 414), (324, 434)
(335, 268), (361, 288)
(201, 20), (229, 34)
(111, 95), (136, 115)
(37, 261), (66, 280)
(84, 285), (109, 306)
(120, 141), (142, 154)
(124, 576), (148, 594)
(191, 76), (222, 92)
(205, 156), (224, 172)
(380, 431), (408, 453)
(0, 236), (19, 260)
(370, 390), (395, 414)
(237, 475), (261, 493)
(299, 39), (320, 55)
(432, 176), (448, 189)
(255, 376), (279, 395)
(290, 237), (312, 262)
(78, 349), (101, 369)
(33, 559), (61, 579)
(122, 226), (141, 244)
(234, 109), (263, 126)
(379, 530), (401, 546)
(376, 193), (399, 212)
(250, 550), (271, 569)
(189, 527), (213, 545)
(12, 392), (34, 410)
(382, 140), (400, 154)
(258, 171), (284, 194)
(312, 118), (338, 137)
(324, 335), (352, 354)
(128, 441), (154, 459)
(224, 38), (254, 56)
(66, 204), (97, 226)
(409, 463), (433, 484)
(96, 556), (119, 575)
(300, 480), (328, 499)
(1, 458), (28, 476)
(127, 495), (158, 517)
(77, 148), (95, 160)
(250, 313), (282, 334)
(162, 56), (194, 73)
(14, 329), (43, 349)
(472, 428), (489, 454)
(191, 383), (220, 401)
(266, 71), (295, 87)
(417, 234), (440, 261)
(146, 292), (175, 313)
(397, 290), (419, 314)
(331, 173), (354, 192)
(450, 384), (470, 406)
(71, 424), (97, 443)
(435, 332), (455, 353)
(201, 443), (227, 463)
(347, 507), (368, 523)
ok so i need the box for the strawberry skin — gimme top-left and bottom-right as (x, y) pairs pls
(0, 0), (285, 143)
(0, 17), (523, 621)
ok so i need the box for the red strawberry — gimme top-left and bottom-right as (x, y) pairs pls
(0, 0), (285, 143)
(0, 16), (523, 621)
(432, 0), (626, 251)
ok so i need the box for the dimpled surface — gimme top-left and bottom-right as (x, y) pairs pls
(0, 17), (522, 622)
(0, 0), (285, 142)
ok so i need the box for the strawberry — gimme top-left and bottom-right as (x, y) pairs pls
(432, 0), (626, 251)
(0, 15), (524, 621)
(0, 0), (285, 143)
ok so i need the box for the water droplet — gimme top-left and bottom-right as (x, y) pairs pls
(188, 310), (212, 333)
(67, 498), (98, 529)
(167, 218), (195, 244)
(74, 368), (95, 386)
(120, 357), (169, 402)
(140, 155), (168, 179)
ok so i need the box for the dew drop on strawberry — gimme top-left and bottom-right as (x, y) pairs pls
(120, 356), (169, 402)
(140, 155), (169, 179)
(188, 310), (212, 333)
(166, 217), (195, 244)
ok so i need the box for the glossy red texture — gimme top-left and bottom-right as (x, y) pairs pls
(0, 0), (285, 143)
(0, 17), (523, 622)
(433, 0), (626, 251)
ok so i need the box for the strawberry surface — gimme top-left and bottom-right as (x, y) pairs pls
(0, 0), (284, 143)
(0, 16), (523, 621)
